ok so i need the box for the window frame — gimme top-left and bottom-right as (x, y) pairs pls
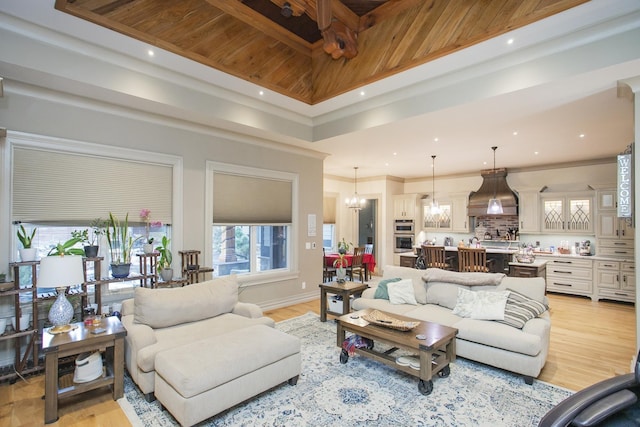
(206, 161), (299, 287)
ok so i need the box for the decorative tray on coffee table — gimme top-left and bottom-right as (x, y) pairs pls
(362, 310), (420, 331)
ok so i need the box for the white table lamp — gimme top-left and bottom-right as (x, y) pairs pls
(38, 255), (84, 334)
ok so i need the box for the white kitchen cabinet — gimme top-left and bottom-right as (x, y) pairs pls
(541, 193), (593, 234)
(594, 260), (635, 302)
(517, 189), (541, 233)
(540, 256), (594, 299)
(394, 194), (417, 219)
(596, 189), (633, 240)
(450, 192), (470, 232)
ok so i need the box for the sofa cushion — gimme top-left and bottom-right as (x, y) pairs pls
(381, 265), (428, 304)
(425, 282), (470, 309)
(373, 277), (402, 299)
(452, 288), (510, 320)
(496, 276), (545, 303)
(455, 318), (542, 356)
(388, 279), (418, 305)
(134, 275), (239, 328)
(497, 290), (549, 329)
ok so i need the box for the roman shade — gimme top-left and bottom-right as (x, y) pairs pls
(12, 147), (173, 224)
(212, 172), (292, 224)
(323, 197), (336, 224)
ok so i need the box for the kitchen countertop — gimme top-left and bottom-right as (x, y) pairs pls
(508, 259), (548, 267)
(532, 252), (635, 263)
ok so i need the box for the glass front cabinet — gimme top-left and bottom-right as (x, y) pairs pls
(541, 193), (593, 234)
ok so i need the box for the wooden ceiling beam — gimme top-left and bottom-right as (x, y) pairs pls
(205, 0), (313, 56)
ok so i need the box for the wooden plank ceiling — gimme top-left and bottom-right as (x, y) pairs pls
(54, 0), (589, 105)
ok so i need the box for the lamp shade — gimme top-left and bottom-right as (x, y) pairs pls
(38, 255), (84, 288)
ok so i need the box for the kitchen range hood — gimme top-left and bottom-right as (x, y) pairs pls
(467, 168), (518, 216)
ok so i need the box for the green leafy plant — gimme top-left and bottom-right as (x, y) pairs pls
(337, 238), (352, 254)
(17, 225), (37, 249)
(47, 237), (85, 256)
(107, 212), (141, 265)
(155, 235), (173, 270)
(71, 229), (89, 244)
(89, 217), (108, 245)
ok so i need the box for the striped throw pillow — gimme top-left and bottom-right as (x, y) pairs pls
(498, 290), (548, 329)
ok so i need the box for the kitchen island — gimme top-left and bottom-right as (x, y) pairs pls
(402, 245), (518, 273)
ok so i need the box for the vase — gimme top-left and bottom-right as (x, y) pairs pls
(111, 263), (131, 278)
(143, 243), (154, 254)
(19, 248), (37, 262)
(160, 268), (173, 282)
(84, 245), (99, 258)
(336, 267), (347, 283)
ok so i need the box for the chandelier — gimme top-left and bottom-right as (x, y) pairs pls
(345, 166), (365, 210)
(430, 155), (441, 215)
(487, 146), (504, 214)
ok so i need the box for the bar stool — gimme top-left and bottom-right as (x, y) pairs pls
(422, 245), (454, 270)
(458, 247), (492, 272)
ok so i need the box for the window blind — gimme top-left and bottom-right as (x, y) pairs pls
(323, 197), (336, 224)
(212, 172), (292, 224)
(12, 147), (173, 224)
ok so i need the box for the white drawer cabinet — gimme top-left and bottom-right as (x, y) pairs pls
(597, 239), (634, 258)
(542, 256), (594, 298)
(594, 260), (635, 302)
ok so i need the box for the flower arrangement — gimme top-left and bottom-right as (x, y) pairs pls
(107, 212), (141, 265)
(139, 208), (162, 244)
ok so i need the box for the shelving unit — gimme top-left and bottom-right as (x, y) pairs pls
(179, 250), (214, 284)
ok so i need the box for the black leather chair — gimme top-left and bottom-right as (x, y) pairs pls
(539, 350), (640, 426)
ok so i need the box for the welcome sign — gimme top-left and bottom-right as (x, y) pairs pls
(617, 153), (632, 218)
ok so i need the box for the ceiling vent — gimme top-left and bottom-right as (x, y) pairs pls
(467, 168), (518, 216)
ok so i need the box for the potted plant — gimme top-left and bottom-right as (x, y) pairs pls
(333, 238), (353, 283)
(106, 212), (141, 278)
(155, 235), (173, 282)
(74, 218), (108, 258)
(48, 236), (86, 256)
(17, 225), (38, 262)
(140, 209), (162, 254)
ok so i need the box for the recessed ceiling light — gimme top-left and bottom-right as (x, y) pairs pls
(147, 49), (154, 57)
(259, 90), (264, 96)
(579, 133), (585, 138)
(360, 91), (365, 96)
(513, 131), (518, 136)
(434, 137), (439, 142)
(393, 152), (397, 156)
(534, 151), (539, 155)
(507, 38), (514, 45)
(385, 162), (389, 166)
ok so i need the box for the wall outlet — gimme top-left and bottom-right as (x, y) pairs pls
(301, 281), (306, 289)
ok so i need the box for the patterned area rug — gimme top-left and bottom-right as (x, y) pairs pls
(118, 312), (572, 426)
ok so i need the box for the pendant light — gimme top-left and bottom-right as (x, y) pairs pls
(487, 146), (504, 214)
(430, 155), (440, 215)
(345, 166), (365, 210)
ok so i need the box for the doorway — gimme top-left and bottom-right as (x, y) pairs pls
(358, 199), (377, 255)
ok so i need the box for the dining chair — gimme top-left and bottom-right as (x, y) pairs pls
(364, 244), (374, 254)
(323, 248), (336, 282)
(422, 245), (454, 270)
(458, 247), (491, 273)
(347, 246), (366, 282)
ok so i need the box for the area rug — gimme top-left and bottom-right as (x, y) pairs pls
(119, 312), (572, 426)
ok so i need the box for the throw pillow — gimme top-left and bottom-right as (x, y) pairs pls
(373, 277), (402, 299)
(388, 279), (418, 305)
(498, 290), (549, 329)
(452, 288), (510, 320)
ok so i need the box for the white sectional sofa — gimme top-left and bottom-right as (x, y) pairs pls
(352, 265), (551, 384)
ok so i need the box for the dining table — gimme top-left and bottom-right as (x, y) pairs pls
(324, 253), (376, 281)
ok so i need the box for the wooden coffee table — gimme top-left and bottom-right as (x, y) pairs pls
(336, 308), (458, 395)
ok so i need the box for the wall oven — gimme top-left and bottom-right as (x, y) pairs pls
(394, 233), (415, 253)
(394, 219), (414, 234)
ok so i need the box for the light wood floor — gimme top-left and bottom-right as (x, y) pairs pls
(0, 293), (635, 426)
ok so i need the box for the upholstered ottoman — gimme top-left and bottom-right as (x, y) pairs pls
(154, 324), (301, 427)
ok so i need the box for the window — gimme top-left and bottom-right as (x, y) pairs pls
(323, 224), (336, 251)
(14, 222), (171, 292)
(212, 225), (288, 276)
(207, 162), (297, 280)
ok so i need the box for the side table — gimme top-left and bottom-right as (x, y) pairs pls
(319, 281), (369, 322)
(42, 316), (127, 424)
